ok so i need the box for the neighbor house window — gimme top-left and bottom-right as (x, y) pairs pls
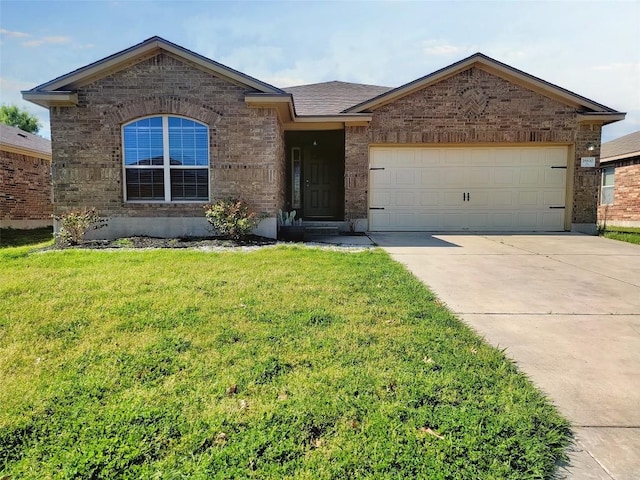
(601, 167), (614, 205)
(123, 116), (209, 202)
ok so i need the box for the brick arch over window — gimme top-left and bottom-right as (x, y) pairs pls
(106, 96), (223, 127)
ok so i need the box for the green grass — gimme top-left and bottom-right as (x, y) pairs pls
(0, 242), (571, 479)
(600, 226), (640, 245)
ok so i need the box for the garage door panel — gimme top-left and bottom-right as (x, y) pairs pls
(544, 168), (566, 186)
(444, 191), (465, 207)
(493, 191), (514, 207)
(396, 169), (416, 185)
(420, 169), (440, 185)
(420, 192), (439, 206)
(468, 191), (489, 207)
(519, 167), (540, 184)
(371, 191), (390, 208)
(494, 167), (515, 184)
(396, 191), (415, 207)
(371, 170), (391, 186)
(443, 213), (466, 228)
(542, 211), (565, 228)
(517, 212), (539, 229)
(415, 213), (443, 228)
(369, 146), (567, 232)
(543, 190), (564, 206)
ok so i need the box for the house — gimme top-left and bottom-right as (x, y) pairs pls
(0, 123), (52, 229)
(22, 36), (626, 239)
(597, 130), (640, 228)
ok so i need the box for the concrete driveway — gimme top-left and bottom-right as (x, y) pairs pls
(369, 232), (640, 480)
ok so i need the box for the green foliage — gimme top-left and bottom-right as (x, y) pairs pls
(599, 226), (640, 245)
(0, 247), (571, 478)
(0, 104), (41, 133)
(204, 198), (263, 239)
(54, 208), (107, 245)
(278, 209), (302, 226)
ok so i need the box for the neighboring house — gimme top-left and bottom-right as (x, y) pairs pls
(22, 36), (625, 239)
(598, 130), (640, 228)
(0, 123), (52, 229)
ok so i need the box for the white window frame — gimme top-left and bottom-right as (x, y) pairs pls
(601, 167), (615, 205)
(122, 115), (210, 203)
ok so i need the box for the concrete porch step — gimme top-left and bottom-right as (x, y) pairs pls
(304, 226), (340, 237)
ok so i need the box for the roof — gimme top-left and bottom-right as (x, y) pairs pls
(22, 36), (285, 107)
(601, 130), (640, 162)
(22, 37), (625, 126)
(0, 123), (51, 159)
(344, 52), (624, 123)
(284, 81), (392, 116)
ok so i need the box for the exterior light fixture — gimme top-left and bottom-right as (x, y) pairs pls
(586, 143), (596, 152)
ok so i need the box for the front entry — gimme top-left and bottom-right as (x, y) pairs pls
(303, 145), (340, 218)
(286, 130), (344, 220)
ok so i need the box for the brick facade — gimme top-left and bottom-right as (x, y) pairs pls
(344, 67), (603, 227)
(598, 158), (640, 227)
(0, 149), (53, 228)
(50, 53), (285, 222)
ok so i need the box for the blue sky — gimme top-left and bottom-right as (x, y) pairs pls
(1, 0), (639, 141)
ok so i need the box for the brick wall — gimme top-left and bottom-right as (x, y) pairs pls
(344, 66), (601, 226)
(598, 158), (640, 226)
(50, 52), (285, 220)
(0, 149), (53, 227)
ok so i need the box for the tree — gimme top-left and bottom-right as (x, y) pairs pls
(0, 104), (41, 134)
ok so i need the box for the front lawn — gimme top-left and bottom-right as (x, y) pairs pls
(0, 243), (570, 478)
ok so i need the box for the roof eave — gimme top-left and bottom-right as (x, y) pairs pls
(600, 150), (640, 163)
(21, 91), (78, 108)
(577, 112), (626, 125)
(0, 142), (52, 160)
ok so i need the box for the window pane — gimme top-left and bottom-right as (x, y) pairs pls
(170, 168), (208, 201)
(602, 168), (615, 187)
(168, 117), (208, 167)
(601, 186), (614, 205)
(126, 168), (165, 200)
(124, 117), (164, 166)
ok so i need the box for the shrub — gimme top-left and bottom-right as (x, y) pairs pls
(54, 208), (107, 246)
(204, 199), (263, 239)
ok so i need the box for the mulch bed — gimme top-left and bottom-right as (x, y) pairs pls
(54, 235), (277, 250)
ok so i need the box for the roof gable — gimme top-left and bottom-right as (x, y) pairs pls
(22, 36), (284, 107)
(344, 53), (622, 118)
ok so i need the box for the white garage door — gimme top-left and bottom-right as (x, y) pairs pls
(369, 146), (568, 231)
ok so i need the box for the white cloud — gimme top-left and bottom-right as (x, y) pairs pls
(22, 36), (71, 48)
(422, 40), (475, 57)
(592, 62), (640, 72)
(0, 28), (30, 38)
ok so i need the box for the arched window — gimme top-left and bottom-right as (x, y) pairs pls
(123, 116), (209, 202)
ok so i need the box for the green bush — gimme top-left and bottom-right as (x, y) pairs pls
(204, 199), (262, 239)
(54, 208), (107, 246)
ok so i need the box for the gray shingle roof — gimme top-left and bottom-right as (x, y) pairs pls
(284, 81), (392, 116)
(0, 123), (51, 156)
(601, 130), (640, 162)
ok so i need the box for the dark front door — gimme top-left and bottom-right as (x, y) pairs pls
(303, 146), (341, 219)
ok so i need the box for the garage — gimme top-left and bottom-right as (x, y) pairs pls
(369, 146), (568, 231)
